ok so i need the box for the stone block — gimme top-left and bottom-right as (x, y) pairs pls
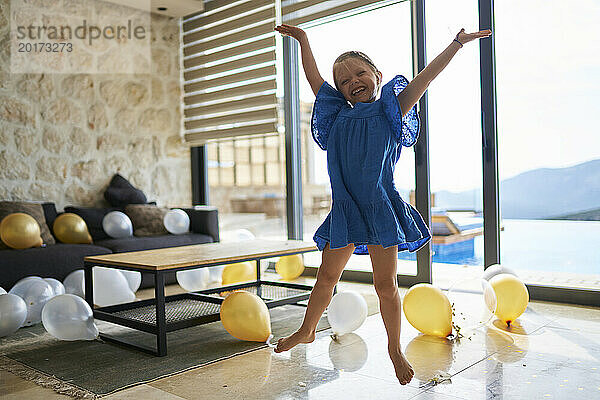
(61, 74), (94, 103)
(16, 126), (40, 156)
(70, 126), (93, 158)
(42, 125), (65, 154)
(100, 80), (148, 108)
(87, 103), (108, 131)
(0, 150), (30, 180)
(70, 159), (103, 185)
(36, 156), (67, 181)
(41, 97), (83, 126)
(139, 108), (170, 132)
(0, 95), (35, 126)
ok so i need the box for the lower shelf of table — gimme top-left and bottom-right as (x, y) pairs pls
(93, 280), (312, 333)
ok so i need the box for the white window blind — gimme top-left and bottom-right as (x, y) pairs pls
(182, 0), (278, 144)
(282, 0), (393, 27)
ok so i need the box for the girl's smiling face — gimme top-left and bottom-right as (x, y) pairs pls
(333, 57), (382, 105)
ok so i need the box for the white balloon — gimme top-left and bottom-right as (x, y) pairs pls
(12, 280), (54, 326)
(328, 333), (369, 372)
(235, 229), (255, 241)
(43, 278), (65, 297)
(9, 276), (43, 299)
(42, 294), (98, 341)
(63, 270), (85, 298)
(0, 294), (27, 337)
(93, 267), (135, 307)
(327, 292), (368, 335)
(102, 211), (133, 239)
(446, 278), (497, 334)
(119, 270), (141, 293)
(220, 229), (256, 243)
(206, 265), (224, 283)
(14, 276), (42, 284)
(483, 264), (518, 281)
(260, 261), (269, 274)
(176, 268), (209, 291)
(0, 287), (6, 295)
(163, 209), (190, 235)
(204, 280), (224, 290)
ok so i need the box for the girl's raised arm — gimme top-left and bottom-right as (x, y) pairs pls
(275, 24), (324, 96)
(397, 28), (492, 118)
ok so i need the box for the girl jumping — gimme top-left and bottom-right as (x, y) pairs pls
(274, 23), (492, 385)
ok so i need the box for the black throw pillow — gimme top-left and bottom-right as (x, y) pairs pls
(108, 173), (136, 189)
(104, 174), (147, 207)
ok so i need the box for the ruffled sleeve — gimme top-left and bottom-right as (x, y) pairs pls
(311, 81), (348, 150)
(381, 75), (421, 147)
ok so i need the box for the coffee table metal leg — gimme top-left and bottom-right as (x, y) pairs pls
(255, 258), (262, 298)
(84, 262), (94, 309)
(155, 272), (167, 356)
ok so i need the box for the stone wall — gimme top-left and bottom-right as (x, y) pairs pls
(0, 1), (190, 212)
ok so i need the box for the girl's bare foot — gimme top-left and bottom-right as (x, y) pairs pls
(389, 347), (414, 385)
(274, 330), (315, 353)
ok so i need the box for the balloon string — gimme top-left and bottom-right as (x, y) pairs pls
(265, 334), (276, 348)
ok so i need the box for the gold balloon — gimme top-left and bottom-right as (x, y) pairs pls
(53, 213), (92, 244)
(405, 334), (454, 382)
(403, 283), (452, 338)
(220, 291), (271, 342)
(275, 254), (305, 280)
(0, 213), (43, 249)
(222, 261), (257, 285)
(489, 273), (529, 326)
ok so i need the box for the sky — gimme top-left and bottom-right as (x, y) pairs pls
(296, 0), (600, 193)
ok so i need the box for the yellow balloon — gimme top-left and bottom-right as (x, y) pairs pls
(222, 261), (257, 285)
(53, 213), (92, 244)
(220, 291), (271, 342)
(489, 273), (529, 326)
(403, 283), (452, 338)
(405, 335), (453, 382)
(0, 213), (43, 249)
(275, 254), (305, 280)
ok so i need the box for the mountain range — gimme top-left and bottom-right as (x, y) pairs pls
(430, 159), (600, 220)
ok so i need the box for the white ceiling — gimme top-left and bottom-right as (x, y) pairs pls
(102, 0), (204, 18)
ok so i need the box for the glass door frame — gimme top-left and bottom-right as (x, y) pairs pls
(275, 0), (600, 306)
(477, 0), (598, 306)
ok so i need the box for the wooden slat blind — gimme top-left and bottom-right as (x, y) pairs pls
(282, 0), (391, 26)
(182, 0), (278, 145)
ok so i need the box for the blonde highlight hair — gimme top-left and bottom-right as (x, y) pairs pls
(333, 51), (380, 91)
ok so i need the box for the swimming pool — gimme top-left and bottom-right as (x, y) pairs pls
(418, 219), (600, 275)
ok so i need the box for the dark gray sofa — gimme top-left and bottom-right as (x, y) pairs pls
(0, 203), (219, 290)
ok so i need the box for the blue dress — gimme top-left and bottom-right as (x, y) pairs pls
(311, 75), (431, 255)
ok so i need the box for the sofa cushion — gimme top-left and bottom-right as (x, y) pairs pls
(0, 243), (112, 289)
(94, 232), (214, 253)
(41, 203), (59, 231)
(124, 204), (169, 237)
(0, 201), (56, 250)
(104, 174), (147, 207)
(64, 206), (122, 242)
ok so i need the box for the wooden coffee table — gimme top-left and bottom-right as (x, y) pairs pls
(84, 239), (318, 356)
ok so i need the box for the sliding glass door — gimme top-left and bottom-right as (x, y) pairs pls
(298, 1), (418, 277)
(495, 0), (600, 293)
(425, 0), (485, 289)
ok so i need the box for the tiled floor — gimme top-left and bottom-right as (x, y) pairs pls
(1, 278), (599, 399)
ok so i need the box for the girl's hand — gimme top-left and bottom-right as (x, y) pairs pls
(275, 24), (307, 42)
(455, 28), (492, 45)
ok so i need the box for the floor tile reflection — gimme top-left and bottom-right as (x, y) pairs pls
(3, 280), (600, 399)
